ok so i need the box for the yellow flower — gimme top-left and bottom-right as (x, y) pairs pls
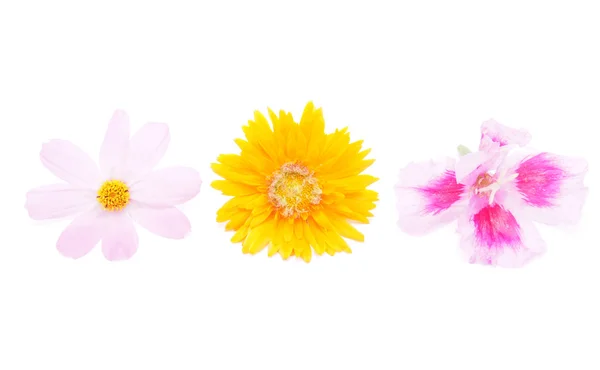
(211, 102), (378, 262)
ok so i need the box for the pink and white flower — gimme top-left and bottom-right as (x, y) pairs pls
(25, 110), (202, 261)
(395, 120), (588, 267)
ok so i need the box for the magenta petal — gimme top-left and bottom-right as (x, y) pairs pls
(129, 205), (191, 239)
(479, 119), (531, 150)
(101, 213), (139, 261)
(125, 123), (170, 180)
(99, 110), (130, 178)
(458, 204), (545, 267)
(515, 152), (588, 225)
(40, 140), (102, 188)
(395, 158), (466, 235)
(129, 167), (202, 207)
(25, 184), (95, 220)
(56, 210), (104, 259)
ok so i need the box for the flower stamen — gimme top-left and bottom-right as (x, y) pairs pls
(97, 179), (130, 211)
(267, 162), (322, 218)
(474, 169), (518, 204)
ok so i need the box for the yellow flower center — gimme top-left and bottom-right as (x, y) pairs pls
(97, 179), (130, 211)
(267, 162), (322, 218)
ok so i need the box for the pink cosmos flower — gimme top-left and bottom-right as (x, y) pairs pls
(25, 110), (202, 260)
(395, 120), (588, 267)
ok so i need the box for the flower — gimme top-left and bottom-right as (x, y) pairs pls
(395, 119), (588, 267)
(211, 102), (378, 262)
(25, 110), (202, 260)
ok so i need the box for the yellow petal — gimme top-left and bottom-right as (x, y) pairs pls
(327, 213), (364, 242)
(283, 219), (294, 242)
(211, 163), (265, 186)
(250, 208), (273, 227)
(211, 180), (257, 196)
(311, 210), (335, 231)
(225, 210), (251, 231)
(294, 220), (304, 239)
(279, 242), (293, 259)
(323, 175), (378, 192)
(231, 222), (250, 243)
(303, 220), (323, 255)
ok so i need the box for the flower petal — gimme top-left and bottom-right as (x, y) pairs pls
(128, 204), (191, 239)
(454, 150), (491, 184)
(40, 139), (102, 188)
(395, 158), (466, 235)
(479, 119), (531, 150)
(101, 212), (139, 261)
(125, 123), (170, 180)
(512, 152), (588, 225)
(25, 184), (96, 220)
(458, 203), (545, 267)
(129, 167), (202, 207)
(56, 209), (104, 259)
(99, 110), (130, 178)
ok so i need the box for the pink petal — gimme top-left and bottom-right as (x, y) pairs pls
(101, 212), (139, 261)
(129, 204), (191, 239)
(458, 203), (545, 267)
(99, 110), (130, 178)
(395, 158), (466, 235)
(40, 140), (102, 188)
(479, 119), (531, 150)
(56, 209), (104, 259)
(454, 151), (491, 185)
(129, 167), (202, 207)
(125, 123), (170, 180)
(514, 152), (588, 225)
(25, 184), (96, 220)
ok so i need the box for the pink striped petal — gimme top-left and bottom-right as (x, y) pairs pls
(99, 110), (130, 178)
(395, 158), (466, 235)
(129, 167), (202, 207)
(129, 205), (191, 239)
(125, 123), (170, 180)
(56, 209), (104, 259)
(514, 152), (588, 225)
(40, 140), (102, 188)
(101, 212), (139, 261)
(25, 184), (96, 220)
(458, 203), (545, 267)
(479, 119), (531, 150)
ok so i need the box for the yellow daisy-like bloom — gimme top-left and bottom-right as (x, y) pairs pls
(211, 102), (378, 262)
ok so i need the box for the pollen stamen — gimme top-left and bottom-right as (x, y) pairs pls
(474, 170), (518, 204)
(97, 179), (130, 211)
(267, 162), (322, 218)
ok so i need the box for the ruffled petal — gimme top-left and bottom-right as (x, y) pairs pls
(129, 167), (202, 207)
(40, 139), (102, 188)
(479, 119), (531, 150)
(101, 212), (139, 261)
(56, 209), (104, 259)
(125, 123), (170, 180)
(128, 204), (191, 239)
(99, 110), (130, 178)
(512, 152), (588, 225)
(458, 202), (545, 267)
(395, 158), (467, 235)
(25, 184), (96, 220)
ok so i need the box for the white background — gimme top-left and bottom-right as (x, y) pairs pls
(1, 1), (599, 369)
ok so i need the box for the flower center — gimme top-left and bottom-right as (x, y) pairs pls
(267, 162), (322, 218)
(473, 169), (518, 205)
(97, 179), (130, 211)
